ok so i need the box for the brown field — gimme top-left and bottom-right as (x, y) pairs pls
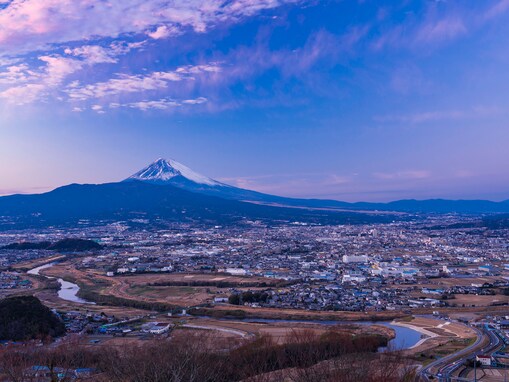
(180, 316), (395, 342)
(31, 261), (283, 315)
(396, 316), (475, 339)
(398, 276), (506, 289)
(12, 254), (66, 271)
(450, 294), (509, 307)
(465, 368), (509, 381)
(29, 261), (409, 321)
(16, 257), (509, 325)
(27, 260), (407, 321)
(194, 304), (407, 321)
(125, 284), (214, 306)
(28, 259), (292, 311)
(126, 272), (282, 285)
(432, 276), (505, 287)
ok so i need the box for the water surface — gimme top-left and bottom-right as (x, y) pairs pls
(27, 263), (95, 305)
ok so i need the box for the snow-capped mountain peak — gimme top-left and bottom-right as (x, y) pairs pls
(127, 158), (221, 186)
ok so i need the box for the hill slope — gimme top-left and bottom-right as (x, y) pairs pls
(0, 296), (65, 341)
(0, 181), (394, 229)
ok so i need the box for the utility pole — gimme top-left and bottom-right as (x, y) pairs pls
(474, 355), (477, 382)
(505, 356), (507, 382)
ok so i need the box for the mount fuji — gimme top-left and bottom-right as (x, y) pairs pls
(1, 158), (508, 230)
(124, 158), (284, 204)
(126, 158), (225, 187)
(125, 158), (509, 215)
(0, 158), (395, 230)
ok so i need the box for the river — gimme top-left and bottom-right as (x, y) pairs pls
(212, 317), (423, 350)
(26, 265), (422, 348)
(27, 263), (95, 305)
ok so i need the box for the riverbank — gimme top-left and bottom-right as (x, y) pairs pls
(188, 306), (408, 322)
(390, 320), (438, 349)
(391, 317), (478, 355)
(22, 263), (429, 351)
(27, 263), (95, 305)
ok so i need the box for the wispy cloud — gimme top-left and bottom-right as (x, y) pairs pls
(373, 170), (432, 181)
(0, 55), (83, 104)
(0, 0), (305, 55)
(374, 106), (503, 124)
(0, 42), (147, 104)
(0, 0), (505, 115)
(414, 17), (467, 44)
(218, 172), (355, 197)
(0, 0), (305, 110)
(484, 0), (509, 20)
(66, 64), (220, 102)
(65, 45), (119, 64)
(0, 57), (220, 106)
(147, 25), (179, 40)
(109, 97), (207, 111)
(372, 8), (470, 51)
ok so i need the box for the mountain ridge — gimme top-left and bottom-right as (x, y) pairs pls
(0, 181), (393, 229)
(122, 158), (509, 214)
(1, 158), (509, 230)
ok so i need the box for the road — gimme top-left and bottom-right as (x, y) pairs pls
(455, 325), (506, 380)
(419, 325), (484, 382)
(420, 323), (507, 382)
(182, 323), (252, 338)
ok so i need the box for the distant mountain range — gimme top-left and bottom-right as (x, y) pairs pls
(126, 159), (509, 214)
(0, 158), (508, 229)
(0, 179), (392, 230)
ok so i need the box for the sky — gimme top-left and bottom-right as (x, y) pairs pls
(0, 0), (509, 202)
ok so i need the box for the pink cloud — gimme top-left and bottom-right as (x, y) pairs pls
(372, 6), (469, 52)
(373, 170), (432, 181)
(218, 173), (355, 197)
(484, 0), (509, 20)
(375, 106), (503, 124)
(0, 55), (82, 103)
(0, 0), (306, 55)
(415, 17), (467, 44)
(65, 45), (118, 64)
(147, 25), (179, 40)
(66, 63), (221, 101)
(110, 97), (207, 111)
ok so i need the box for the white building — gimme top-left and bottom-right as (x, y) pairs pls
(142, 322), (172, 335)
(150, 323), (171, 335)
(476, 355), (492, 366)
(225, 268), (248, 276)
(342, 255), (368, 263)
(342, 274), (366, 283)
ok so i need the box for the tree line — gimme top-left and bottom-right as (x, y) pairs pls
(0, 329), (416, 382)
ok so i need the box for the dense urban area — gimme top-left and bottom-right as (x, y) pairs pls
(2, 214), (509, 380)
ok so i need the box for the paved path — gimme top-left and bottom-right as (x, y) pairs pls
(182, 324), (251, 338)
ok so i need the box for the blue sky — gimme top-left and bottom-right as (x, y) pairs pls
(1, 0), (509, 201)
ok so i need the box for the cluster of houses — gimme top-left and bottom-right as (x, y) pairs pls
(0, 272), (31, 290)
(3, 215), (509, 315)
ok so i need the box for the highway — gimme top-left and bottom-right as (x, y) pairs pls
(420, 324), (506, 382)
(419, 325), (484, 382)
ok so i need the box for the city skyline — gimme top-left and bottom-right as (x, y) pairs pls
(1, 0), (509, 202)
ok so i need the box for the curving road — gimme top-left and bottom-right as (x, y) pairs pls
(419, 325), (484, 382)
(182, 323), (252, 338)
